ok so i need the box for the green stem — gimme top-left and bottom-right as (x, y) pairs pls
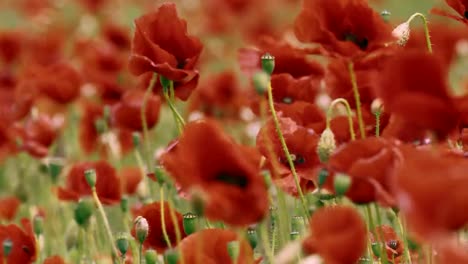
(259, 220), (275, 264)
(326, 98), (356, 140)
(374, 204), (389, 264)
(141, 73), (158, 168)
(364, 205), (375, 259)
(375, 111), (381, 137)
(276, 190), (290, 247)
(266, 82), (309, 216)
(348, 62), (366, 139)
(394, 211), (412, 264)
(139, 243), (143, 264)
(159, 187), (172, 249)
(91, 187), (118, 257)
(407, 13), (432, 53)
(163, 85), (185, 135)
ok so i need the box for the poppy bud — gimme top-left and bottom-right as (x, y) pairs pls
(94, 118), (107, 134)
(160, 75), (171, 90)
(33, 215), (44, 236)
(371, 98), (384, 115)
(74, 199), (94, 227)
(291, 216), (305, 233)
(3, 238), (12, 257)
(290, 231), (300, 241)
(145, 250), (158, 264)
(154, 166), (167, 185)
(132, 132), (140, 148)
(246, 227), (258, 249)
(317, 128), (336, 163)
(84, 169), (97, 188)
(261, 53), (275, 75)
(164, 249), (180, 264)
(381, 10), (391, 22)
(116, 234), (129, 256)
(120, 196), (129, 213)
(48, 161), (63, 184)
(227, 241), (240, 262)
(252, 71), (270, 95)
(392, 22), (410, 46)
(134, 216), (149, 243)
(334, 173), (351, 196)
(317, 168), (329, 188)
(183, 212), (198, 235)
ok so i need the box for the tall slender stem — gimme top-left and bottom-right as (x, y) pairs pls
(91, 188), (118, 257)
(266, 82), (308, 216)
(259, 219), (275, 263)
(159, 187), (172, 249)
(163, 84), (185, 135)
(326, 98), (356, 140)
(141, 73), (158, 168)
(348, 62), (366, 139)
(394, 211), (412, 264)
(374, 204), (389, 264)
(407, 13), (432, 53)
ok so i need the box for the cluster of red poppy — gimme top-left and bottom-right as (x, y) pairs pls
(1, 0), (468, 263)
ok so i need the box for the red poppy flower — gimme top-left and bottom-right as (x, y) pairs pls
(111, 89), (161, 132)
(0, 31), (22, 64)
(327, 137), (400, 205)
(393, 145), (468, 238)
(24, 28), (65, 66)
(102, 22), (131, 51)
(128, 3), (203, 101)
(189, 71), (246, 119)
(27, 62), (82, 104)
(370, 225), (404, 263)
(270, 74), (321, 105)
(0, 219), (36, 264)
(0, 197), (21, 221)
(57, 160), (121, 205)
(131, 201), (185, 252)
(238, 36), (325, 78)
(376, 51), (459, 140)
(161, 119), (269, 226)
(43, 255), (67, 264)
(120, 167), (143, 195)
(431, 0), (468, 25)
(294, 0), (393, 58)
(257, 117), (320, 195)
(302, 205), (367, 264)
(178, 228), (259, 264)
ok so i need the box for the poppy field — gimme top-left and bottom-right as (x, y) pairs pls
(1, 0), (468, 263)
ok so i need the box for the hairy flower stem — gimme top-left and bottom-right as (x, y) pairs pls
(375, 110), (381, 137)
(142, 73), (158, 169)
(326, 98), (356, 140)
(266, 82), (309, 216)
(91, 187), (118, 257)
(260, 219), (275, 263)
(364, 205), (375, 260)
(407, 13), (432, 53)
(163, 81), (185, 135)
(167, 197), (185, 264)
(348, 62), (366, 139)
(159, 186), (172, 249)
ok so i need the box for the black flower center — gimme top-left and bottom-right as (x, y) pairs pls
(464, 10), (468, 19)
(215, 172), (248, 188)
(343, 33), (369, 50)
(387, 240), (399, 250)
(177, 59), (187, 69)
(279, 154), (306, 166)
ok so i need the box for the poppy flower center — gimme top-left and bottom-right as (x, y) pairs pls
(280, 154), (306, 166)
(215, 171), (248, 188)
(343, 33), (369, 50)
(387, 240), (398, 250)
(177, 59), (187, 69)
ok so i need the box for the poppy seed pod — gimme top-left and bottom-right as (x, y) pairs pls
(116, 234), (129, 256)
(164, 249), (180, 264)
(334, 173), (352, 196)
(145, 250), (158, 264)
(381, 10), (391, 22)
(317, 128), (336, 163)
(74, 200), (94, 227)
(120, 196), (129, 213)
(3, 238), (12, 257)
(246, 227), (258, 249)
(134, 216), (149, 243)
(48, 162), (63, 184)
(261, 53), (275, 75)
(84, 169), (97, 188)
(252, 71), (270, 95)
(318, 168), (329, 188)
(183, 212), (198, 235)
(33, 216), (44, 236)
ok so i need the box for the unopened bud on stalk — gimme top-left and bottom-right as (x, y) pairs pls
(132, 132), (140, 148)
(154, 166), (167, 185)
(371, 98), (384, 115)
(392, 22), (410, 46)
(371, 242), (382, 257)
(116, 234), (129, 256)
(380, 10), (391, 22)
(183, 212), (198, 235)
(33, 215), (44, 236)
(84, 169), (97, 188)
(120, 196), (129, 213)
(227, 241), (240, 262)
(134, 216), (149, 243)
(48, 162), (63, 184)
(252, 71), (270, 95)
(317, 168), (329, 188)
(145, 250), (158, 264)
(317, 128), (336, 163)
(334, 173), (351, 196)
(261, 53), (275, 75)
(3, 238), (12, 257)
(246, 227), (258, 249)
(164, 249), (180, 264)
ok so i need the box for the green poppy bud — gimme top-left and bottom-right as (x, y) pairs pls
(145, 250), (158, 264)
(246, 227), (258, 249)
(3, 238), (12, 257)
(74, 199), (94, 227)
(134, 216), (149, 244)
(317, 168), (329, 188)
(252, 71), (270, 95)
(261, 53), (275, 75)
(132, 132), (140, 148)
(33, 215), (44, 236)
(84, 169), (97, 188)
(164, 249), (180, 264)
(48, 162), (63, 184)
(116, 234), (129, 256)
(334, 173), (351, 196)
(120, 196), (129, 213)
(183, 212), (198, 235)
